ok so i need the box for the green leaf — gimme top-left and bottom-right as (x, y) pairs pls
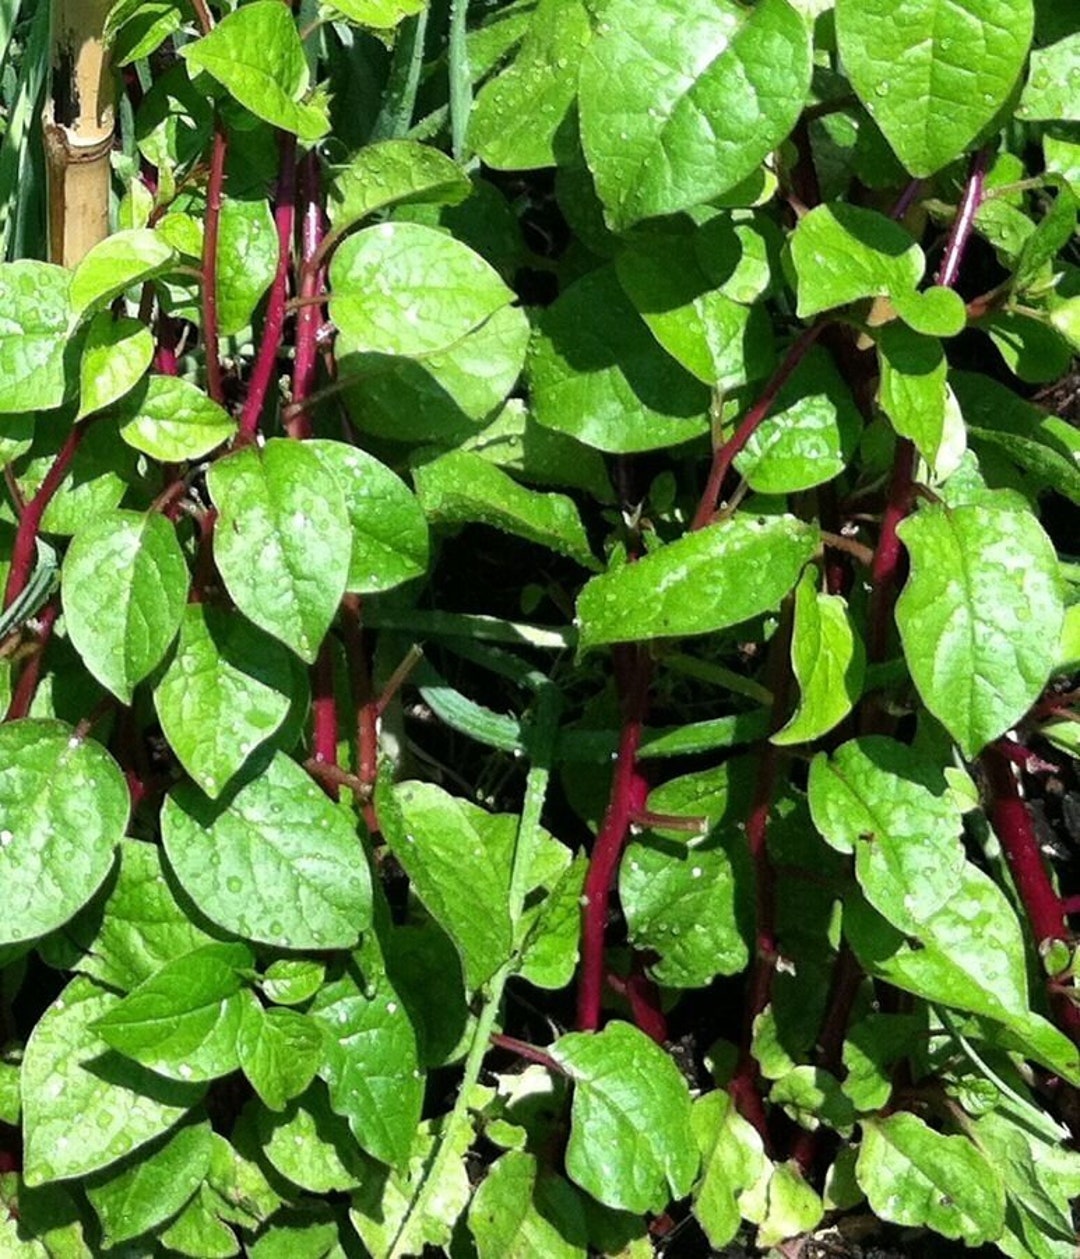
(215, 197), (279, 336)
(237, 1005), (323, 1111)
(1017, 31), (1080, 121)
(0, 262), (74, 413)
(1013, 183), (1077, 293)
(876, 322), (961, 476)
(338, 301), (530, 443)
(413, 451), (595, 567)
(772, 570), (864, 745)
(527, 266), (711, 453)
(619, 837), (746, 987)
(983, 310), (1073, 384)
(328, 140), (471, 233)
(578, 0), (812, 228)
(895, 497), (1064, 757)
(551, 1021), (698, 1214)
(159, 1183), (240, 1257)
(154, 604), (294, 799)
(69, 229), (175, 317)
(468, 1151), (588, 1259)
(753, 1162), (824, 1249)
(769, 1066), (856, 1134)
(381, 781), (514, 990)
(733, 346), (862, 494)
(808, 737), (965, 934)
(856, 1113), (1005, 1245)
(85, 1121), (214, 1248)
(180, 2), (330, 141)
(77, 315), (153, 421)
(93, 943), (254, 1083)
(328, 0), (425, 27)
(836, 0), (1034, 176)
(44, 838), (218, 993)
(260, 959), (326, 1007)
(61, 510), (189, 704)
(576, 515), (818, 650)
(614, 221), (776, 390)
(844, 863), (1080, 1082)
(161, 752), (372, 950)
(470, 0), (592, 171)
(952, 370), (1080, 505)
(22, 976), (203, 1185)
(971, 1109), (1080, 1259)
(257, 1085), (371, 1193)
(207, 439), (351, 663)
(0, 719), (128, 945)
(350, 1116), (472, 1256)
(690, 1091), (766, 1251)
(329, 222), (514, 357)
(308, 940), (424, 1170)
(892, 286), (968, 338)
(18, 414), (135, 536)
(517, 853), (585, 991)
(306, 440), (429, 594)
(788, 203), (923, 318)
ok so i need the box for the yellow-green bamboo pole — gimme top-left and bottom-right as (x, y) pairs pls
(44, 0), (114, 267)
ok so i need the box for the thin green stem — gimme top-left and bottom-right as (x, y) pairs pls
(386, 682), (561, 1259)
(448, 0), (472, 162)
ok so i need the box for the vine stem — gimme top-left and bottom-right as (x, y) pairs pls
(288, 150), (324, 440)
(188, 0), (214, 34)
(5, 603), (58, 721)
(238, 132), (297, 440)
(576, 645), (650, 1032)
(310, 642), (338, 784)
(201, 118), (227, 405)
(4, 424), (83, 609)
(935, 148), (989, 288)
(690, 322), (824, 531)
(981, 742), (1080, 1040)
(387, 684), (561, 1259)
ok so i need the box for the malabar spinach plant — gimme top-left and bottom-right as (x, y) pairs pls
(0, 0), (1079, 1255)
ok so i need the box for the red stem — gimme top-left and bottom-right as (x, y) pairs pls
(4, 425), (84, 608)
(489, 1034), (562, 1073)
(935, 149), (989, 289)
(5, 603), (59, 721)
(238, 133), (298, 440)
(866, 438), (916, 669)
(340, 594), (380, 834)
(311, 639), (339, 788)
(576, 645), (650, 1032)
(690, 323), (824, 531)
(202, 119), (228, 406)
(981, 742), (1080, 1040)
(621, 959), (668, 1044)
(288, 150), (324, 441)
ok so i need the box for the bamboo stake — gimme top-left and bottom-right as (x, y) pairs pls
(45, 0), (115, 267)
